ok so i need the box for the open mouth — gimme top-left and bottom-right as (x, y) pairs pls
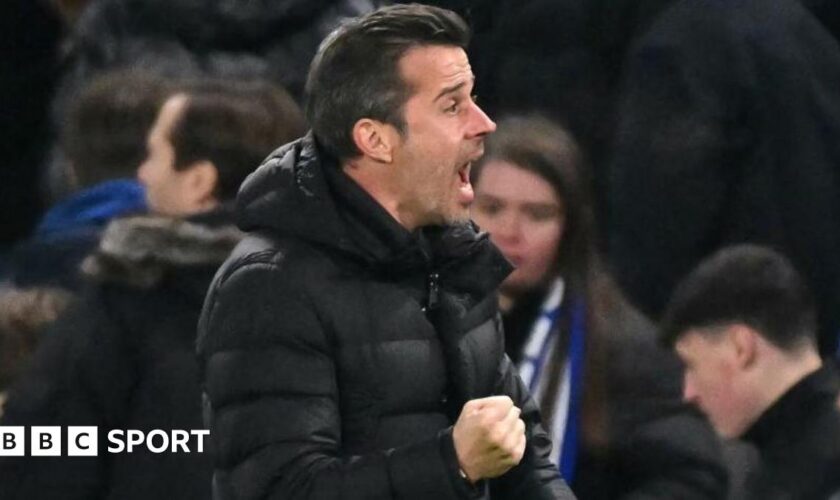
(458, 162), (471, 184)
(457, 162), (474, 205)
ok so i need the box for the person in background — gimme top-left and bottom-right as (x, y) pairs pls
(0, 78), (305, 500)
(0, 71), (170, 390)
(3, 70), (169, 291)
(471, 115), (727, 499)
(661, 245), (840, 500)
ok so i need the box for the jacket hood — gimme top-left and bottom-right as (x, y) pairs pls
(82, 210), (243, 289)
(236, 133), (513, 296)
(236, 133), (354, 251)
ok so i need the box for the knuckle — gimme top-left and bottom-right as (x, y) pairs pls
(480, 413), (496, 429)
(489, 427), (505, 444)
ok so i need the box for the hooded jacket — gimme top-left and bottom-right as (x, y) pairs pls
(197, 134), (576, 499)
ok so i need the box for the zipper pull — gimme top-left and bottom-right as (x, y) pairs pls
(427, 272), (440, 310)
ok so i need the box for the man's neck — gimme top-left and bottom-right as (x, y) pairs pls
(343, 160), (418, 231)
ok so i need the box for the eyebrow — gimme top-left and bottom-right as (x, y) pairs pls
(433, 77), (474, 103)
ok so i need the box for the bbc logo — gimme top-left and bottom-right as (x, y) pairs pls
(0, 426), (97, 457)
(0, 426), (209, 456)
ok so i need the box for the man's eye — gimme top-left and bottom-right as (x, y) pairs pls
(445, 102), (459, 114)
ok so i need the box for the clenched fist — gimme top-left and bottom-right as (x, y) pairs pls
(452, 395), (527, 482)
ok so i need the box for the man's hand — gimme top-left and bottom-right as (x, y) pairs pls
(452, 395), (527, 482)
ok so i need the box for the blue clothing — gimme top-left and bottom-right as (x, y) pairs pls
(34, 180), (146, 237)
(4, 180), (146, 289)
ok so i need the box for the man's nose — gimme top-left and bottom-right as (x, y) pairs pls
(682, 376), (698, 404)
(467, 101), (497, 138)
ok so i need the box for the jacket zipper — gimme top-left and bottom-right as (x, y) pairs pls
(427, 272), (440, 311)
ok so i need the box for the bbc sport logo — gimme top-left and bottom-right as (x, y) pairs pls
(0, 427), (209, 457)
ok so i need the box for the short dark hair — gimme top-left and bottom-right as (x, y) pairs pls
(305, 3), (470, 161)
(62, 70), (170, 189)
(660, 245), (818, 350)
(168, 79), (306, 201)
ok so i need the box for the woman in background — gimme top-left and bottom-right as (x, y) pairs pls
(471, 116), (727, 499)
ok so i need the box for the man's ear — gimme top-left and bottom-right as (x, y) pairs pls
(183, 160), (218, 206)
(730, 324), (759, 369)
(351, 119), (397, 163)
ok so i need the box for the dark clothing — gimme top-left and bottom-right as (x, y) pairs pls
(802, 0), (840, 42)
(197, 134), (575, 499)
(55, 0), (374, 112)
(0, 210), (241, 500)
(607, 0), (840, 356)
(742, 365), (840, 499)
(4, 179), (146, 290)
(504, 282), (727, 499)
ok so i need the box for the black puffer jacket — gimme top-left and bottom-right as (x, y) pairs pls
(0, 211), (241, 500)
(197, 134), (576, 500)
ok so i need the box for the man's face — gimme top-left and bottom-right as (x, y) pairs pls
(390, 45), (496, 228)
(473, 160), (565, 295)
(137, 95), (194, 215)
(675, 329), (757, 438)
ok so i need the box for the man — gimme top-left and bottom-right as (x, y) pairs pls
(0, 71), (166, 402)
(197, 5), (575, 499)
(3, 70), (165, 290)
(0, 78), (305, 500)
(137, 80), (303, 216)
(661, 245), (840, 500)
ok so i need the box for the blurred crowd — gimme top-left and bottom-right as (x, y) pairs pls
(1, 0), (839, 499)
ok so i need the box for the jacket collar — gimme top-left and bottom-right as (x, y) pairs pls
(236, 132), (512, 295)
(82, 206), (242, 289)
(743, 364), (840, 448)
(36, 179), (147, 236)
(236, 133), (350, 251)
